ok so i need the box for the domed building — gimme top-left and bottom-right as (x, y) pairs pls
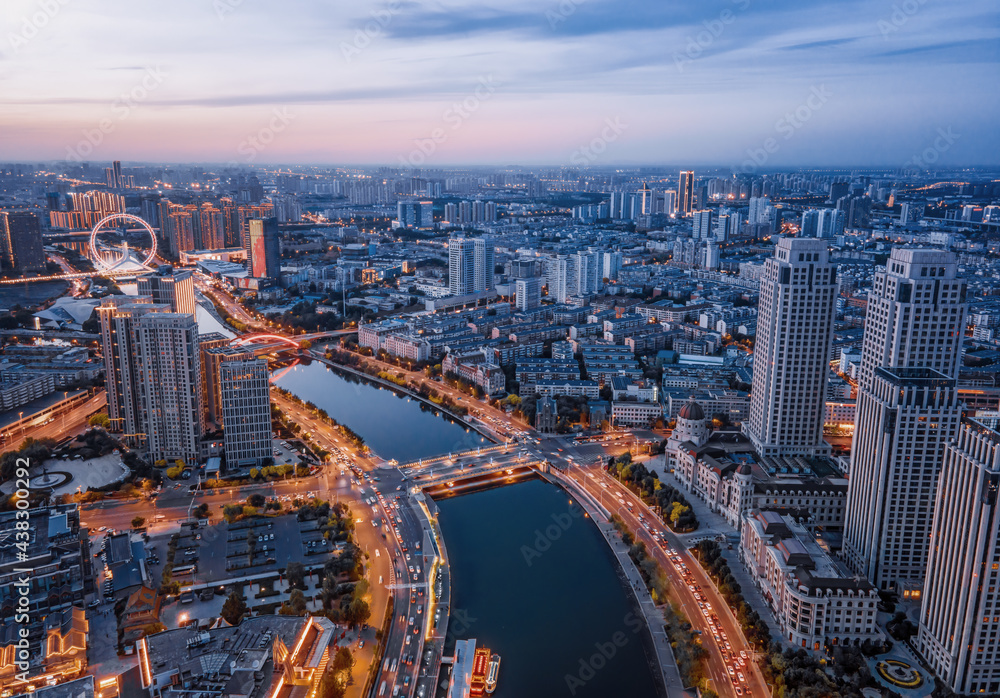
(663, 397), (757, 528)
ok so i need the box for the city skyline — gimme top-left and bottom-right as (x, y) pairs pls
(1, 0), (998, 167)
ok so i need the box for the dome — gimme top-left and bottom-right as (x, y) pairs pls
(737, 464), (752, 476)
(678, 399), (705, 422)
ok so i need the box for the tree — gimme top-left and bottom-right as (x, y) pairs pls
(131, 516), (146, 529)
(166, 465), (183, 479)
(332, 646), (354, 674)
(174, 459), (185, 470)
(670, 502), (691, 525)
(286, 561), (306, 590)
(300, 339), (312, 350)
(221, 591), (249, 625)
(89, 413), (111, 429)
(280, 589), (309, 616)
(344, 597), (370, 626)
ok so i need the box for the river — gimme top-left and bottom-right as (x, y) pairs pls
(270, 360), (488, 463)
(435, 479), (662, 698)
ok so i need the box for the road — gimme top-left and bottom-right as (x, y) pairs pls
(564, 462), (769, 698)
(1, 391), (106, 448)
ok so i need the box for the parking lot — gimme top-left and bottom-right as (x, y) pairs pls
(146, 512), (338, 586)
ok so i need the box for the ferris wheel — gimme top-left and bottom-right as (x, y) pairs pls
(89, 213), (158, 272)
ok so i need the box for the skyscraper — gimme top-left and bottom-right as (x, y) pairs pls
(748, 196), (771, 226)
(99, 299), (204, 464)
(570, 250), (599, 297)
(678, 171), (694, 216)
(515, 277), (542, 311)
(544, 255), (570, 304)
(0, 211), (46, 271)
(220, 357), (272, 469)
(663, 190), (677, 216)
(473, 237), (494, 292)
(635, 183), (653, 217)
(916, 418), (1000, 695)
(448, 236), (493, 296)
(137, 266), (196, 315)
(817, 208), (845, 238)
(692, 210), (713, 240)
(800, 210), (820, 237)
(136, 312), (204, 464)
(843, 249), (967, 590)
(743, 238), (837, 457)
(248, 217), (281, 280)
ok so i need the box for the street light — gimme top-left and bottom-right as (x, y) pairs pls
(18, 411), (24, 440)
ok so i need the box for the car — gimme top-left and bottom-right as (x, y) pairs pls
(357, 640), (364, 649)
(734, 689), (743, 696)
(738, 672), (746, 683)
(728, 666), (736, 676)
(412, 626), (419, 634)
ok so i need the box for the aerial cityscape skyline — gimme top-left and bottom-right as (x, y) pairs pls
(3, 2), (1000, 698)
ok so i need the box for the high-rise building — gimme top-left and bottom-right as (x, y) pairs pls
(396, 200), (434, 228)
(916, 418), (1000, 695)
(136, 312), (204, 464)
(600, 250), (622, 281)
(635, 183), (653, 217)
(570, 250), (600, 297)
(137, 266), (196, 315)
(105, 160), (123, 188)
(473, 237), (494, 292)
(220, 357), (272, 469)
(448, 237), (475, 296)
(663, 190), (677, 215)
(99, 299), (204, 464)
(444, 203), (458, 224)
(448, 236), (492, 295)
(748, 196), (771, 226)
(743, 238), (837, 457)
(515, 277), (542, 311)
(816, 208), (845, 239)
(843, 249), (967, 590)
(248, 217), (281, 280)
(678, 171), (694, 216)
(0, 211), (46, 271)
(828, 180), (849, 204)
(544, 255), (570, 304)
(692, 210), (713, 240)
(800, 210), (820, 237)
(704, 242), (720, 270)
(199, 336), (236, 427)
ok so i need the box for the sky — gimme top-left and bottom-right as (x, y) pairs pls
(0, 0), (997, 168)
